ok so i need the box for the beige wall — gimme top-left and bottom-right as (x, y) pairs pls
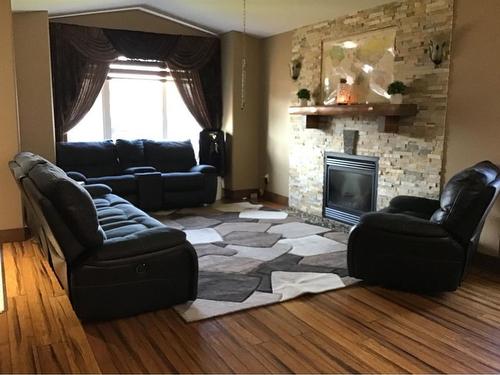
(221, 31), (263, 192)
(261, 31), (293, 198)
(52, 10), (211, 36)
(0, 0), (23, 232)
(221, 32), (236, 190)
(13, 11), (55, 161)
(445, 0), (500, 256)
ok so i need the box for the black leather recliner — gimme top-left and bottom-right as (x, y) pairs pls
(348, 161), (500, 292)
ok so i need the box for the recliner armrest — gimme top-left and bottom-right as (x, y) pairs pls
(190, 164), (217, 174)
(357, 212), (449, 238)
(98, 227), (187, 260)
(67, 171), (87, 182)
(388, 195), (440, 217)
(123, 166), (157, 174)
(84, 184), (112, 198)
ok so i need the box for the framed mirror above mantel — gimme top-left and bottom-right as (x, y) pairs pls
(288, 103), (418, 133)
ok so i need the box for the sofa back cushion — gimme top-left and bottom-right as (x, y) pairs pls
(28, 162), (104, 250)
(57, 141), (120, 177)
(431, 161), (500, 245)
(14, 152), (49, 176)
(144, 140), (196, 172)
(115, 139), (146, 169)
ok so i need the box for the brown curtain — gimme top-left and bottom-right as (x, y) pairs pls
(104, 29), (221, 130)
(50, 23), (118, 141)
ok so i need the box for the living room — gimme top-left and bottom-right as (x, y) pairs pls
(0, 0), (499, 373)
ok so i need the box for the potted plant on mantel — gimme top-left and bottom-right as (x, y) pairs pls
(387, 81), (407, 104)
(297, 88), (311, 106)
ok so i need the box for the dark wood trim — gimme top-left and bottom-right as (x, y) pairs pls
(289, 104), (418, 132)
(263, 190), (289, 206)
(0, 228), (28, 243)
(223, 188), (259, 201)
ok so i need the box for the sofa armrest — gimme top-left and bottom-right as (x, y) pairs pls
(190, 164), (217, 174)
(358, 212), (449, 238)
(98, 227), (187, 260)
(387, 195), (440, 217)
(83, 184), (112, 198)
(136, 172), (162, 211)
(67, 171), (87, 182)
(123, 166), (157, 174)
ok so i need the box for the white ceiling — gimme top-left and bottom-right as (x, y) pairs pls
(11, 0), (396, 38)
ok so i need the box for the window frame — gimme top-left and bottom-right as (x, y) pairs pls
(67, 59), (199, 148)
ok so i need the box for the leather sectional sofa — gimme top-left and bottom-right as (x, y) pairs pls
(56, 139), (217, 210)
(10, 152), (198, 321)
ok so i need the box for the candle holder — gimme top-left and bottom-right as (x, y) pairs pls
(336, 78), (351, 105)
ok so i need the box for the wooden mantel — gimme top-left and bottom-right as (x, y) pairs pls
(289, 103), (418, 132)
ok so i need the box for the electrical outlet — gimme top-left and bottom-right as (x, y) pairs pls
(264, 173), (269, 185)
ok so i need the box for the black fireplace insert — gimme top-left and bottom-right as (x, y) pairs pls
(323, 152), (378, 225)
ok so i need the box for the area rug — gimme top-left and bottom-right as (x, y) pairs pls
(152, 202), (358, 322)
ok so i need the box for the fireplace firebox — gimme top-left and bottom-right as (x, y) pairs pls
(323, 152), (378, 225)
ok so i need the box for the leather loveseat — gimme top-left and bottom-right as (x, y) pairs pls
(348, 161), (500, 292)
(56, 139), (217, 210)
(10, 152), (198, 321)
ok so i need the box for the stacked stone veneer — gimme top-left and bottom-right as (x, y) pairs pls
(289, 0), (454, 217)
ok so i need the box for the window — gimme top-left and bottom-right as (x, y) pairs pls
(67, 59), (201, 156)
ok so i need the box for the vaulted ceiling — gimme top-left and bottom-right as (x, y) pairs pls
(11, 0), (396, 37)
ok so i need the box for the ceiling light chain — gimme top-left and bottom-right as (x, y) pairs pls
(241, 0), (247, 110)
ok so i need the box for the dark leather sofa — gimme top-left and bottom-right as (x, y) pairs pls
(10, 152), (198, 321)
(56, 139), (217, 210)
(348, 161), (500, 292)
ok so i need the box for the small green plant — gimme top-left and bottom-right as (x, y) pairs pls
(387, 81), (407, 95)
(296, 88), (311, 100)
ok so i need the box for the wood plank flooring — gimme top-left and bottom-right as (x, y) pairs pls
(0, 241), (100, 373)
(1, 239), (500, 373)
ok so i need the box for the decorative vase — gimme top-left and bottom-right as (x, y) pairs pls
(300, 98), (308, 106)
(390, 93), (403, 104)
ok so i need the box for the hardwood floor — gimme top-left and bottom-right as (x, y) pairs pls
(0, 241), (100, 373)
(1, 239), (500, 373)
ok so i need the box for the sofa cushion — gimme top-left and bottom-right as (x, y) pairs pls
(116, 139), (147, 169)
(14, 152), (49, 175)
(162, 172), (204, 191)
(144, 140), (196, 172)
(28, 163), (104, 248)
(86, 175), (137, 195)
(57, 141), (120, 178)
(94, 193), (164, 239)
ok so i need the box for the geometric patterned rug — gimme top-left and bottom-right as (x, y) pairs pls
(152, 202), (358, 322)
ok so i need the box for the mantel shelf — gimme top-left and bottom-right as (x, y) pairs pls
(288, 104), (418, 132)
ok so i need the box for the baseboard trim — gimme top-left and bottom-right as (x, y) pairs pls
(473, 252), (500, 273)
(263, 191), (289, 206)
(0, 228), (29, 243)
(223, 188), (259, 201)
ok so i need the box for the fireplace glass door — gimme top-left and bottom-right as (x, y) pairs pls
(324, 153), (378, 225)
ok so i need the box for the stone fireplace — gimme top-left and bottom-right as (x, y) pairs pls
(289, 0), (453, 222)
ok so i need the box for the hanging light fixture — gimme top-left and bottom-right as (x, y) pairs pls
(240, 0), (247, 110)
